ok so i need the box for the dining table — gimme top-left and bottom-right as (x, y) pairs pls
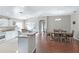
(50, 31), (73, 42)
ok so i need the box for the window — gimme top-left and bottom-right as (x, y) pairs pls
(26, 22), (35, 31)
(16, 22), (23, 31)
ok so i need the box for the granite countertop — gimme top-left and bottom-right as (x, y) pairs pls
(21, 32), (37, 35)
(18, 32), (37, 38)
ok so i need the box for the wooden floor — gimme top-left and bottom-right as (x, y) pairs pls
(36, 33), (79, 53)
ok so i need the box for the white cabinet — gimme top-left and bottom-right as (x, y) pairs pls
(5, 31), (18, 40)
(0, 19), (8, 27)
(18, 34), (36, 53)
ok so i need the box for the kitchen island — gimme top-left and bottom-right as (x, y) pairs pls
(18, 32), (37, 53)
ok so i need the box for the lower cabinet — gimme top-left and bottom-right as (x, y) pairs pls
(5, 30), (18, 40)
(18, 35), (35, 53)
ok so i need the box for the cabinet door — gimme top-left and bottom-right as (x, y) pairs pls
(0, 19), (8, 27)
(18, 37), (29, 53)
(28, 35), (35, 53)
(5, 31), (18, 40)
(18, 35), (35, 53)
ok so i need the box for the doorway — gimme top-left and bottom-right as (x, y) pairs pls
(39, 20), (46, 34)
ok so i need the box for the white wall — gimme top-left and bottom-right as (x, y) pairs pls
(26, 16), (71, 33)
(25, 16), (47, 32)
(71, 14), (79, 39)
(47, 15), (71, 33)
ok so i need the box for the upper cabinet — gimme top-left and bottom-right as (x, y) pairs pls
(0, 18), (15, 27)
(0, 19), (8, 27)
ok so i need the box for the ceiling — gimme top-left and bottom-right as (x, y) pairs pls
(0, 6), (79, 19)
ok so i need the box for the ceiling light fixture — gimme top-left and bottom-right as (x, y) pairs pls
(14, 6), (25, 14)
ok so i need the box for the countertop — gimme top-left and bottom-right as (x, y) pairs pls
(0, 26), (15, 32)
(18, 32), (37, 38)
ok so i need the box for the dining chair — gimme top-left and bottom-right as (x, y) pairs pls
(60, 31), (67, 43)
(69, 30), (74, 43)
(54, 29), (60, 42)
(65, 30), (74, 43)
(47, 33), (52, 40)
